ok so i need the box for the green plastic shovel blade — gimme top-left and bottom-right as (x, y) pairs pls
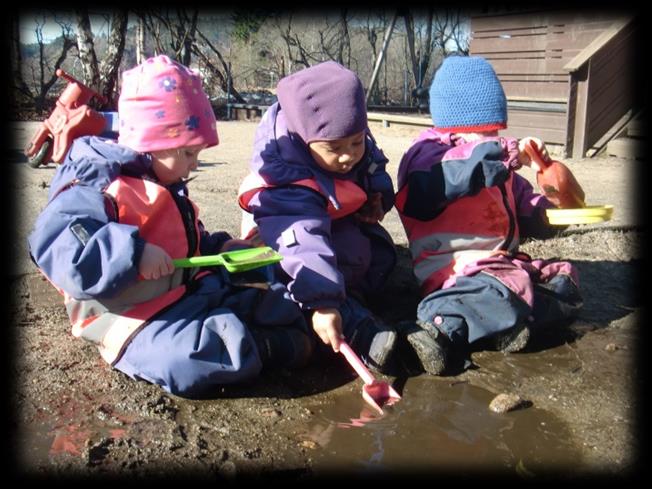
(172, 246), (282, 273)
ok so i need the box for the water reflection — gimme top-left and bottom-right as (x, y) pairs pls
(303, 380), (582, 474)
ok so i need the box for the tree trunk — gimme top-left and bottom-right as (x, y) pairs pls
(10, 17), (33, 103)
(75, 10), (100, 90)
(193, 30), (246, 103)
(180, 9), (198, 66)
(98, 11), (128, 109)
(403, 13), (420, 88)
(136, 15), (146, 64)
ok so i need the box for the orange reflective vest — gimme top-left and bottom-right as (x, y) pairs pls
(63, 175), (204, 365)
(237, 172), (368, 237)
(395, 174), (519, 296)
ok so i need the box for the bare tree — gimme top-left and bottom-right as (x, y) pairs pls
(140, 9), (198, 65)
(11, 15), (76, 112)
(432, 9), (470, 56)
(192, 29), (245, 103)
(402, 8), (470, 90)
(274, 14), (319, 70)
(74, 9), (127, 108)
(136, 15), (146, 64)
(316, 10), (351, 66)
(75, 10), (100, 89)
(99, 11), (128, 107)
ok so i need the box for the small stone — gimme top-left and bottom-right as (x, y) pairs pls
(300, 440), (319, 450)
(261, 408), (282, 418)
(489, 393), (531, 413)
(219, 460), (237, 479)
(605, 343), (619, 352)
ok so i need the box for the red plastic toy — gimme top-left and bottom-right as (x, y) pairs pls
(523, 139), (586, 209)
(24, 69), (107, 168)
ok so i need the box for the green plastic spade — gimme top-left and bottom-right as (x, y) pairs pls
(172, 246), (282, 273)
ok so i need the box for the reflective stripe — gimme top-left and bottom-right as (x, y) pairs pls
(96, 285), (187, 364)
(238, 172), (367, 220)
(413, 248), (506, 292)
(398, 174), (521, 295)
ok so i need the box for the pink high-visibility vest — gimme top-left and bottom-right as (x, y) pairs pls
(237, 172), (368, 238)
(62, 175), (205, 365)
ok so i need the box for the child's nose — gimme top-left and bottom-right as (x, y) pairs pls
(339, 153), (354, 163)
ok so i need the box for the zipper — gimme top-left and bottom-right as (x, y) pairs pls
(168, 188), (199, 283)
(498, 182), (516, 251)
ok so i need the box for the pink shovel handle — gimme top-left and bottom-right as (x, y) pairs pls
(339, 341), (375, 385)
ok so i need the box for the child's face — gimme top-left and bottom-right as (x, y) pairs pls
(150, 144), (207, 184)
(308, 131), (366, 174)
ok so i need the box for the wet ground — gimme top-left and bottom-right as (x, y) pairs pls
(8, 121), (644, 479)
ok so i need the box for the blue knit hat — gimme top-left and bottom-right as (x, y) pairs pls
(429, 56), (507, 132)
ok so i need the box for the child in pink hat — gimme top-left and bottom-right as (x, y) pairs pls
(28, 55), (313, 398)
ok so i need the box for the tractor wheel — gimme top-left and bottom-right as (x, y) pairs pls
(27, 139), (52, 168)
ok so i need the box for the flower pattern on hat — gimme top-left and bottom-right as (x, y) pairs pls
(118, 55), (218, 152)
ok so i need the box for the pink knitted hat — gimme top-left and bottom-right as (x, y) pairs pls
(118, 55), (218, 152)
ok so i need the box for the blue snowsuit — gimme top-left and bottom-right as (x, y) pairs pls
(27, 136), (308, 398)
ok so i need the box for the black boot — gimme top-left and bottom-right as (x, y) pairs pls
(250, 326), (314, 369)
(491, 324), (531, 353)
(396, 320), (450, 376)
(346, 319), (397, 374)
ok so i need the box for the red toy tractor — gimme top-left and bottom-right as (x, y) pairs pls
(24, 69), (108, 168)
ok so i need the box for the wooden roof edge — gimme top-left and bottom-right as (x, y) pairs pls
(563, 16), (635, 73)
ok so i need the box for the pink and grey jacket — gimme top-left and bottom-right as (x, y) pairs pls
(396, 128), (560, 297)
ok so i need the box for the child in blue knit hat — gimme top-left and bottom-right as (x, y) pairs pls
(394, 55), (584, 375)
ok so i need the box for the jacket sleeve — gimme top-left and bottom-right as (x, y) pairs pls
(248, 186), (345, 310)
(365, 142), (395, 212)
(198, 221), (232, 255)
(28, 182), (144, 300)
(512, 173), (566, 239)
(400, 139), (510, 221)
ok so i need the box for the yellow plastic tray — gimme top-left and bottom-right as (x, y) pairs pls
(546, 205), (613, 225)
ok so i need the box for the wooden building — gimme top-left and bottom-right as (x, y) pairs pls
(470, 9), (641, 157)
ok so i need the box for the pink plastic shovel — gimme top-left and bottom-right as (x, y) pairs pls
(338, 341), (401, 415)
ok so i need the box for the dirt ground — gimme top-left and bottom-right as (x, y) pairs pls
(7, 120), (644, 479)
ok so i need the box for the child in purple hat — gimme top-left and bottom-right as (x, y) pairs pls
(395, 55), (583, 375)
(28, 55), (313, 398)
(238, 61), (399, 373)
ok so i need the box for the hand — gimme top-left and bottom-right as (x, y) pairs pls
(518, 137), (550, 171)
(139, 243), (174, 280)
(312, 308), (344, 352)
(355, 192), (384, 224)
(220, 229), (264, 252)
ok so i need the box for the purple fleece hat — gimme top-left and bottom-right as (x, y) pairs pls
(276, 61), (367, 144)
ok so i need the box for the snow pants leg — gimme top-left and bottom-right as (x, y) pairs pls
(114, 272), (307, 398)
(416, 257), (582, 346)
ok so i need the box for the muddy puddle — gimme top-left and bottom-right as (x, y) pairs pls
(299, 376), (582, 475)
(16, 351), (585, 475)
(14, 273), (633, 475)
